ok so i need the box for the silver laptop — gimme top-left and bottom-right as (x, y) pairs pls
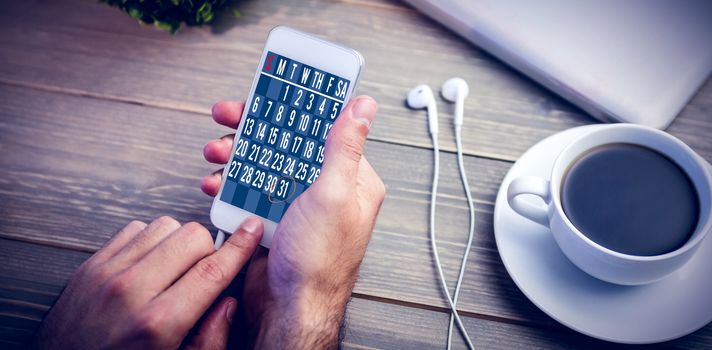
(403, 0), (712, 129)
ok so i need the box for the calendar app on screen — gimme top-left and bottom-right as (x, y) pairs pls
(220, 52), (350, 222)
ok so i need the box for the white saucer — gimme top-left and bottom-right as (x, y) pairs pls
(494, 125), (712, 344)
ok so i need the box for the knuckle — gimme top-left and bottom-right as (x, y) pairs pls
(130, 311), (170, 347)
(127, 220), (147, 230)
(337, 133), (364, 163)
(85, 264), (114, 284)
(194, 257), (226, 283)
(197, 235), (215, 255)
(70, 263), (100, 291)
(224, 233), (253, 253)
(152, 216), (180, 231)
(102, 271), (134, 302)
(183, 221), (208, 235)
(73, 258), (95, 279)
(183, 222), (213, 252)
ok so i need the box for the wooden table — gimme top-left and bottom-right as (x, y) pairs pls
(1, 0), (710, 348)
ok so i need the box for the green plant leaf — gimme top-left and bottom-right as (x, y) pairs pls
(196, 2), (213, 23)
(153, 20), (175, 32)
(127, 7), (144, 20)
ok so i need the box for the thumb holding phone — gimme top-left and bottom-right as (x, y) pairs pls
(203, 96), (385, 348)
(249, 95), (385, 349)
(269, 94), (383, 283)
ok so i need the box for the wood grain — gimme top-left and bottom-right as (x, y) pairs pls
(2, 238), (709, 350)
(0, 0), (710, 348)
(1, 0), (708, 163)
(1, 84), (710, 348)
(0, 83), (538, 322)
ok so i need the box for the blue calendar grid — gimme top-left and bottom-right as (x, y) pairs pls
(220, 51), (351, 222)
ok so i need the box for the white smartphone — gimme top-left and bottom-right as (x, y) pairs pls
(210, 26), (364, 248)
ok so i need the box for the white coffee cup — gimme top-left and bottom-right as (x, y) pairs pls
(507, 124), (712, 285)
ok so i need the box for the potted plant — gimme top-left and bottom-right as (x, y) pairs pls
(101, 0), (240, 34)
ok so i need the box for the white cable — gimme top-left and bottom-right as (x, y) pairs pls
(429, 131), (476, 350)
(446, 125), (476, 350)
(214, 230), (226, 250)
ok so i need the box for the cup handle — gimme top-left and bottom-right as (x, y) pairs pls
(507, 176), (551, 227)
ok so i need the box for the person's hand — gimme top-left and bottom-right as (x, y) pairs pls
(30, 216), (263, 349)
(202, 96), (385, 348)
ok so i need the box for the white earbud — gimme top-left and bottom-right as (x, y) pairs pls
(407, 84), (439, 135)
(440, 77), (475, 350)
(441, 77), (469, 127)
(407, 78), (476, 350)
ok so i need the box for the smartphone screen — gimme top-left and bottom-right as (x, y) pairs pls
(219, 51), (351, 222)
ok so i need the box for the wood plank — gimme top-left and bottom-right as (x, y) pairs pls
(1, 238), (709, 349)
(5, 0), (709, 164)
(666, 81), (712, 163)
(0, 240), (81, 348)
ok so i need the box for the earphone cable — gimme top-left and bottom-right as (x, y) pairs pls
(446, 125), (477, 350)
(429, 131), (476, 350)
(214, 230), (226, 250)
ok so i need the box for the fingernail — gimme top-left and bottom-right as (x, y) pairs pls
(239, 217), (261, 235)
(352, 97), (377, 129)
(225, 299), (236, 323)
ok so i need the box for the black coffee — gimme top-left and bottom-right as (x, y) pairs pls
(561, 143), (699, 256)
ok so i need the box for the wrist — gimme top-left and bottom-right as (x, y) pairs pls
(254, 284), (351, 349)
